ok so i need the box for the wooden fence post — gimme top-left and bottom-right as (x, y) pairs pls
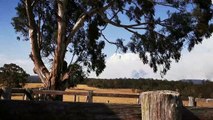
(188, 96), (196, 107)
(0, 89), (3, 100)
(138, 93), (143, 104)
(74, 94), (76, 102)
(38, 88), (46, 101)
(1, 87), (12, 100)
(23, 88), (34, 101)
(23, 94), (29, 100)
(87, 90), (93, 103)
(141, 90), (182, 120)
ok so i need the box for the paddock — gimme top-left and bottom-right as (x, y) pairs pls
(0, 88), (213, 120)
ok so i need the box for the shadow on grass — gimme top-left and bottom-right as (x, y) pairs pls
(0, 100), (124, 120)
(2, 100), (212, 120)
(182, 106), (200, 120)
(182, 106), (213, 120)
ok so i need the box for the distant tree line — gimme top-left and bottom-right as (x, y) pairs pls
(85, 78), (213, 99)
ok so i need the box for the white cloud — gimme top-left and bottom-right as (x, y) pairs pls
(90, 36), (213, 81)
(165, 37), (213, 80)
(1, 36), (213, 81)
(90, 53), (161, 79)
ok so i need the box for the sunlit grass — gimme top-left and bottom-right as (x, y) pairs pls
(2, 83), (212, 107)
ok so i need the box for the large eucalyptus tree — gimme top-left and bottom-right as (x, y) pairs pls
(12, 0), (213, 100)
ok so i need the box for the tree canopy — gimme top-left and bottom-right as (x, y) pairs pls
(0, 63), (29, 88)
(12, 0), (213, 92)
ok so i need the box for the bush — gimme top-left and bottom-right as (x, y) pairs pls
(0, 63), (29, 88)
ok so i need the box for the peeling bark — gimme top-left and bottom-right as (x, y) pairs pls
(50, 0), (67, 91)
(25, 0), (50, 87)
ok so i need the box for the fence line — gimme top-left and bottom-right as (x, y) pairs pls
(1, 88), (212, 120)
(0, 87), (140, 103)
(0, 88), (212, 104)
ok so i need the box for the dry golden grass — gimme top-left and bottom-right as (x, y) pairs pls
(182, 100), (213, 107)
(24, 83), (44, 88)
(11, 84), (138, 104)
(63, 84), (138, 104)
(10, 83), (43, 100)
(7, 83), (213, 107)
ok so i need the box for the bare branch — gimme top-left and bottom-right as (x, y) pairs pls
(124, 27), (141, 35)
(68, 51), (76, 66)
(31, 1), (36, 7)
(101, 33), (117, 45)
(66, 14), (86, 45)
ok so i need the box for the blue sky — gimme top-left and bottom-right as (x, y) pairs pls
(0, 0), (33, 72)
(0, 0), (30, 58)
(0, 1), (213, 81)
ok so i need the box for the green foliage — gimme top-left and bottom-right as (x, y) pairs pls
(86, 78), (213, 99)
(12, 0), (106, 77)
(12, 0), (213, 77)
(0, 63), (29, 88)
(65, 64), (85, 88)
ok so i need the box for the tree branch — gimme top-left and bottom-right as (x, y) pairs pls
(50, 0), (68, 86)
(62, 2), (115, 81)
(155, 2), (182, 11)
(25, 0), (50, 86)
(98, 11), (148, 29)
(69, 51), (76, 66)
(66, 1), (114, 46)
(101, 33), (117, 45)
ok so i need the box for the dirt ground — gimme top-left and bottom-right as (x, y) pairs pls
(10, 83), (213, 107)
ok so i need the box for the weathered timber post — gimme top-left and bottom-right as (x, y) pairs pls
(38, 88), (42, 101)
(188, 96), (196, 107)
(0, 89), (3, 99)
(86, 90), (93, 103)
(1, 87), (12, 100)
(74, 94), (76, 102)
(23, 89), (34, 101)
(23, 94), (29, 100)
(33, 93), (39, 101)
(138, 93), (143, 104)
(38, 88), (46, 101)
(141, 90), (182, 120)
(23, 89), (29, 100)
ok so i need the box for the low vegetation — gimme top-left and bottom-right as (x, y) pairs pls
(85, 78), (213, 99)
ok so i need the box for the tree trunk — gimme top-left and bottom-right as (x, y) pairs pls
(141, 90), (183, 120)
(48, 0), (67, 97)
(48, 76), (67, 101)
(25, 0), (84, 101)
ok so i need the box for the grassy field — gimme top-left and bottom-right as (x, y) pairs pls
(21, 83), (139, 104)
(9, 83), (213, 107)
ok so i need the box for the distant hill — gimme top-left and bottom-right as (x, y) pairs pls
(180, 79), (206, 85)
(27, 75), (41, 83)
(27, 76), (209, 85)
